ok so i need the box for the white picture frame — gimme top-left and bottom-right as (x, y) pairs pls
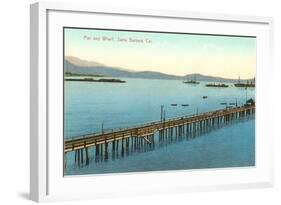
(30, 2), (274, 202)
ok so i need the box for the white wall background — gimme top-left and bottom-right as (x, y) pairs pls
(0, 0), (280, 204)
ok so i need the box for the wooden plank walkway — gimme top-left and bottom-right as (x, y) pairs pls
(64, 104), (255, 167)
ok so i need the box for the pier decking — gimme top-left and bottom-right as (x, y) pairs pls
(64, 104), (255, 166)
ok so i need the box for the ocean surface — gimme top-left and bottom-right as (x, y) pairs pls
(64, 78), (255, 175)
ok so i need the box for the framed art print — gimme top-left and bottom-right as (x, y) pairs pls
(30, 2), (274, 202)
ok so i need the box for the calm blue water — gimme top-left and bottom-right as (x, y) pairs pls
(64, 78), (255, 175)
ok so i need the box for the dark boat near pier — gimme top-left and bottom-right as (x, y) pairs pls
(245, 98), (255, 106)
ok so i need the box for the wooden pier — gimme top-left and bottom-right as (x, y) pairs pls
(64, 104), (255, 167)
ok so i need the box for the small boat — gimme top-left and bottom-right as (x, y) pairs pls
(181, 104), (189, 106)
(171, 104), (178, 106)
(183, 75), (200, 84)
(229, 103), (236, 105)
(183, 80), (200, 84)
(220, 102), (227, 105)
(202, 96), (208, 99)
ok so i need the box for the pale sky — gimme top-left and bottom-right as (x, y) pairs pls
(64, 28), (256, 79)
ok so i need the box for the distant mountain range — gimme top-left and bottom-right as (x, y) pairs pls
(64, 56), (252, 83)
